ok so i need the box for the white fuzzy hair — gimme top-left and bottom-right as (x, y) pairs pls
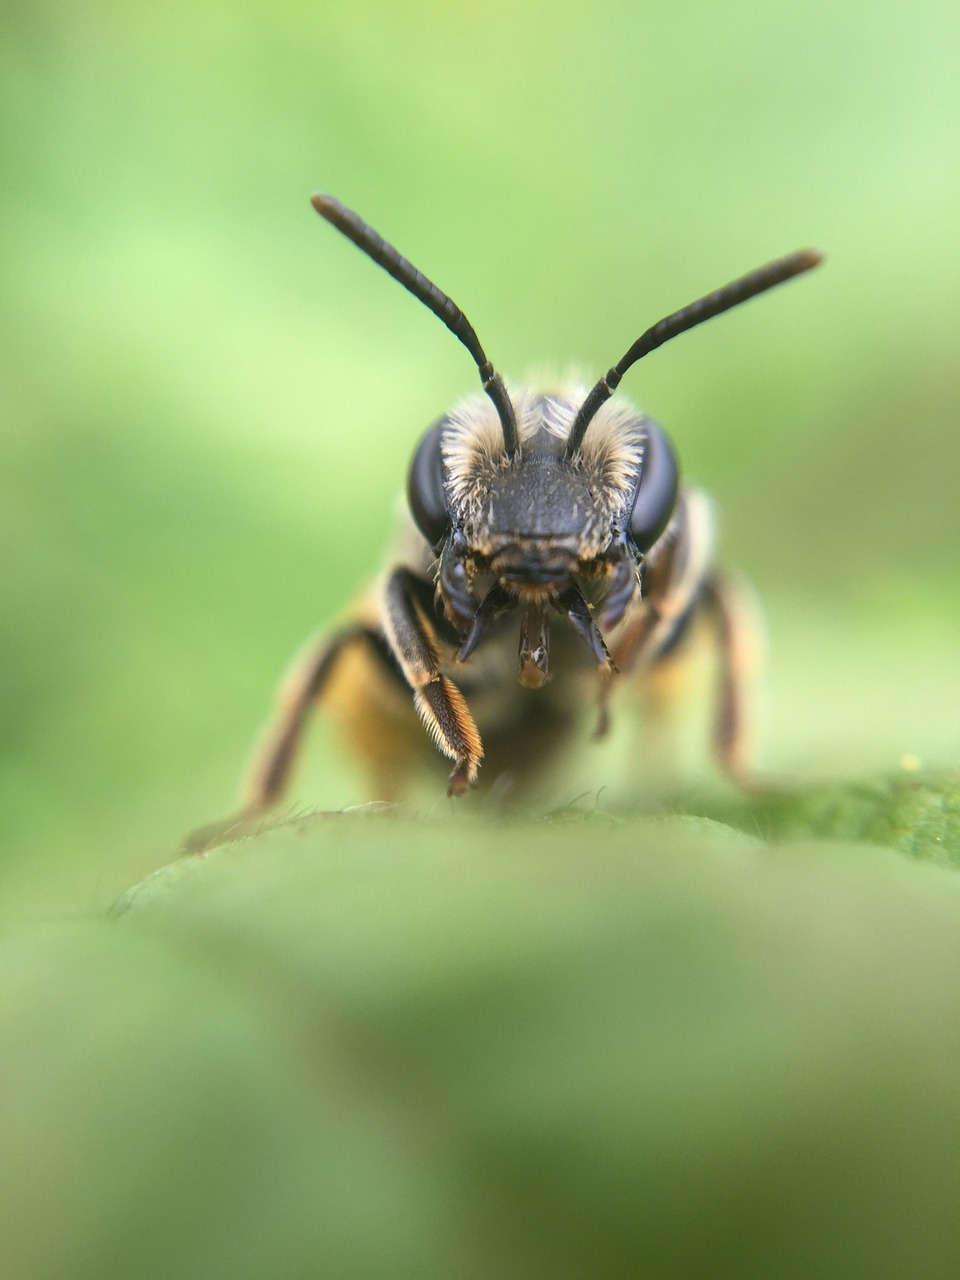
(441, 381), (649, 531)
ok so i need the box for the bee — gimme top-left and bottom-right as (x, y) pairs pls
(218, 197), (821, 824)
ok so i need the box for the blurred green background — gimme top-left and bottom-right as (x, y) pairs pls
(2, 0), (959, 917)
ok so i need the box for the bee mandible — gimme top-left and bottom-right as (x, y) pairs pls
(233, 197), (821, 814)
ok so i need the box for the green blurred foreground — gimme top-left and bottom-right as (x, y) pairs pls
(4, 800), (960, 1279)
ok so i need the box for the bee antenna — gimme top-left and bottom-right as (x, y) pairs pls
(311, 195), (519, 457)
(564, 247), (824, 458)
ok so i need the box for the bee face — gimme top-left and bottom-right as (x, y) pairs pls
(444, 390), (647, 559)
(408, 385), (680, 650)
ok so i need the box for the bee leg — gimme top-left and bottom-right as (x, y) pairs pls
(383, 567), (483, 796)
(611, 490), (713, 674)
(701, 571), (765, 789)
(181, 627), (366, 854)
(241, 627), (370, 815)
(611, 492), (764, 791)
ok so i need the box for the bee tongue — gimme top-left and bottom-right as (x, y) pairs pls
(519, 603), (550, 688)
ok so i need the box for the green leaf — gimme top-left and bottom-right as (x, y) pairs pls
(711, 768), (960, 866)
(6, 813), (960, 1277)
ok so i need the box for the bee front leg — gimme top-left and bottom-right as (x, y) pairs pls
(382, 567), (483, 796)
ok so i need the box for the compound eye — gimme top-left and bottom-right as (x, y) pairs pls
(628, 420), (679, 552)
(407, 421), (450, 548)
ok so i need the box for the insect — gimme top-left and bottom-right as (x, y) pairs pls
(229, 197), (821, 818)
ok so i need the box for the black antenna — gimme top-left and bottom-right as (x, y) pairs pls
(564, 247), (824, 458)
(311, 195), (518, 456)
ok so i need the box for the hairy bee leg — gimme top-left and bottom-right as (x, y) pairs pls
(383, 568), (483, 795)
(194, 631), (365, 851)
(182, 629), (368, 854)
(701, 571), (765, 788)
(240, 627), (368, 815)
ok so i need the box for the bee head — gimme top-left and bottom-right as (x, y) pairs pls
(310, 193), (822, 681)
(406, 387), (681, 685)
(408, 386), (679, 581)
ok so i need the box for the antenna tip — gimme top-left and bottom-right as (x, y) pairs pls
(795, 247), (827, 271)
(310, 193), (339, 218)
